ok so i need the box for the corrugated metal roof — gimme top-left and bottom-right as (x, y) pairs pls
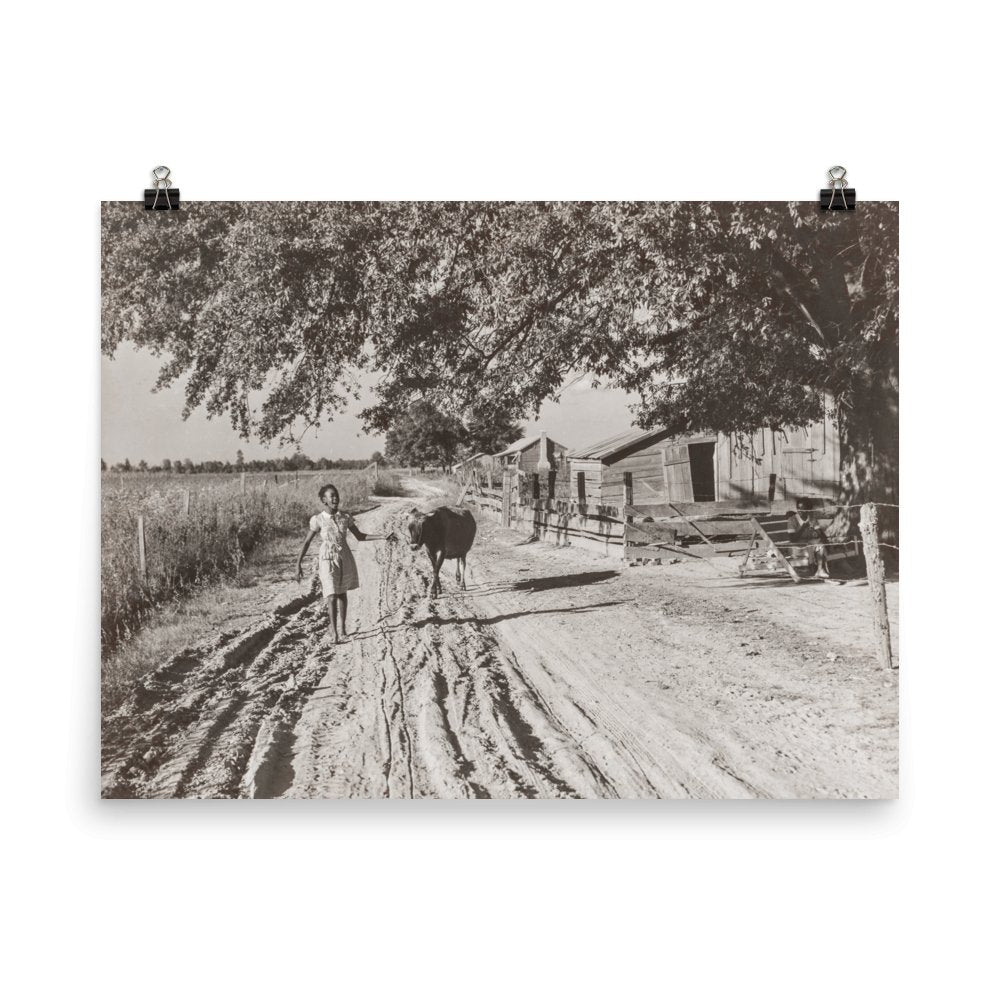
(569, 426), (671, 461)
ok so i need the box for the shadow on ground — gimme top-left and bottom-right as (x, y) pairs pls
(357, 599), (626, 638)
(508, 570), (620, 592)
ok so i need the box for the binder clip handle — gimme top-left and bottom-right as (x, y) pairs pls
(820, 165), (855, 211)
(144, 165), (180, 210)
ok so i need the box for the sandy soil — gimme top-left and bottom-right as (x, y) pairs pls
(102, 478), (899, 799)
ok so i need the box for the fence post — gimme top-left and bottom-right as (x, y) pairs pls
(502, 468), (512, 528)
(183, 489), (191, 515)
(137, 515), (147, 578)
(622, 484), (629, 564)
(240, 472), (247, 494)
(860, 503), (894, 670)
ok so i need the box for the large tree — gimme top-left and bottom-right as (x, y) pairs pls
(462, 404), (523, 457)
(102, 201), (897, 499)
(385, 400), (464, 471)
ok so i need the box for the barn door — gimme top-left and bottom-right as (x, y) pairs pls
(662, 444), (694, 502)
(780, 448), (817, 500)
(688, 442), (717, 502)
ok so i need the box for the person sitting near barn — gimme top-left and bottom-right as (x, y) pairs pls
(785, 497), (831, 579)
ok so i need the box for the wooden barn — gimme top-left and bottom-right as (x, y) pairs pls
(568, 416), (841, 508)
(495, 431), (571, 502)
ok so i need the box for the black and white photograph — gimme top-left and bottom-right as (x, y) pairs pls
(100, 200), (899, 799)
(13, 2), (1000, 997)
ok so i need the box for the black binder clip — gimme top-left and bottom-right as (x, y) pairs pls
(144, 165), (180, 210)
(820, 165), (855, 211)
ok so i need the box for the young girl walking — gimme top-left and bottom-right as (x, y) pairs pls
(296, 484), (391, 642)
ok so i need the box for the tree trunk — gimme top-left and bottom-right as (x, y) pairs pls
(834, 374), (898, 549)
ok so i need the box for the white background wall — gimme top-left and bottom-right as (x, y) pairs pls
(2, 2), (994, 997)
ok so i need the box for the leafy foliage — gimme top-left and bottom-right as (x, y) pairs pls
(103, 201), (897, 492)
(385, 400), (465, 470)
(462, 405), (523, 456)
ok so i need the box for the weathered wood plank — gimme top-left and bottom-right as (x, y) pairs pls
(625, 543), (714, 563)
(668, 499), (774, 515)
(711, 540), (760, 554)
(625, 521), (679, 544)
(663, 444), (693, 503)
(604, 453), (666, 472)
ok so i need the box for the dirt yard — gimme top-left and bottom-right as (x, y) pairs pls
(102, 477), (899, 799)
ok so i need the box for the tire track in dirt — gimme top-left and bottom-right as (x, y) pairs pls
(286, 496), (674, 798)
(382, 531), (604, 798)
(461, 557), (793, 798)
(275, 495), (617, 798)
(102, 590), (328, 798)
(103, 494), (771, 799)
(103, 479), (896, 799)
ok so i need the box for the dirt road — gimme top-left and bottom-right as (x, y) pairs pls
(102, 479), (898, 799)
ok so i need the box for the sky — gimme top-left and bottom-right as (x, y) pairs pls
(101, 345), (640, 466)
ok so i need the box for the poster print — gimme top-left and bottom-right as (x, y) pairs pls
(101, 201), (899, 799)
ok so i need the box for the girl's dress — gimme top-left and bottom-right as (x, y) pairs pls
(310, 510), (360, 596)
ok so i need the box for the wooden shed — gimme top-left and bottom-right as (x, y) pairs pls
(495, 431), (571, 502)
(568, 416), (841, 508)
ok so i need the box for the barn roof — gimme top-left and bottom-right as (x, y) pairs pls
(569, 426), (671, 461)
(495, 434), (566, 458)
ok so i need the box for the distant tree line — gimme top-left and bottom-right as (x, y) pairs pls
(101, 450), (384, 475)
(385, 402), (522, 472)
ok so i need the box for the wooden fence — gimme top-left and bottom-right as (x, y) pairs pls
(457, 471), (898, 670)
(476, 488), (627, 555)
(457, 472), (765, 561)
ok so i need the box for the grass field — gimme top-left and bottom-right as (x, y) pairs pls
(100, 468), (400, 662)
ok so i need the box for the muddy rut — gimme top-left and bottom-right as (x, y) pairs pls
(102, 488), (898, 799)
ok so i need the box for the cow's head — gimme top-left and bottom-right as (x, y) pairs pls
(406, 508), (427, 550)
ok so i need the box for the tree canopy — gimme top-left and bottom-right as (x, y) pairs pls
(102, 201), (897, 492)
(462, 405), (523, 457)
(385, 401), (465, 471)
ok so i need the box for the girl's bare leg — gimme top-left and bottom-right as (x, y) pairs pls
(337, 594), (348, 635)
(326, 596), (339, 640)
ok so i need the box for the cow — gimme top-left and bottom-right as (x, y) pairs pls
(405, 506), (477, 597)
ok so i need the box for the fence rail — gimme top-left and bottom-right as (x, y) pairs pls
(457, 470), (899, 671)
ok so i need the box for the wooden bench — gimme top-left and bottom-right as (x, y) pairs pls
(738, 514), (861, 583)
(738, 515), (821, 583)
